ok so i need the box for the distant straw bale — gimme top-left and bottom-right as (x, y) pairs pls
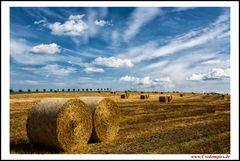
(121, 93), (129, 99)
(167, 95), (173, 102)
(159, 96), (167, 102)
(159, 95), (172, 102)
(140, 94), (149, 99)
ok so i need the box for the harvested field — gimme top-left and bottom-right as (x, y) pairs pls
(10, 92), (230, 154)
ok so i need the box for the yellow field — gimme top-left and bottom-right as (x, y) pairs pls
(10, 92), (230, 154)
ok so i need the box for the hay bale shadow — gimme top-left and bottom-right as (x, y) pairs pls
(10, 141), (61, 154)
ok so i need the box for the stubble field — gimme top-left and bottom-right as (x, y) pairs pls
(10, 92), (230, 154)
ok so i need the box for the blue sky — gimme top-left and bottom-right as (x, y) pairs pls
(10, 7), (230, 92)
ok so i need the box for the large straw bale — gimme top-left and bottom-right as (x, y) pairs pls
(79, 97), (119, 142)
(26, 98), (92, 151)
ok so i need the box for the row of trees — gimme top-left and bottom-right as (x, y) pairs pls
(10, 88), (112, 93)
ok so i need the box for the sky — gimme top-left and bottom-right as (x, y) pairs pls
(10, 7), (230, 93)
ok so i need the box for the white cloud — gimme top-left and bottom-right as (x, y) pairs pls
(30, 43), (61, 54)
(128, 12), (229, 63)
(186, 73), (206, 81)
(34, 19), (47, 25)
(92, 56), (134, 68)
(48, 14), (88, 36)
(201, 59), (221, 65)
(120, 75), (174, 87)
(143, 60), (168, 71)
(21, 64), (76, 77)
(69, 15), (85, 20)
(20, 80), (40, 85)
(123, 8), (161, 41)
(95, 20), (109, 26)
(41, 64), (76, 77)
(84, 67), (104, 73)
(111, 30), (120, 45)
(186, 68), (230, 81)
(119, 76), (139, 82)
(10, 38), (60, 65)
(120, 75), (151, 85)
(86, 9), (98, 37)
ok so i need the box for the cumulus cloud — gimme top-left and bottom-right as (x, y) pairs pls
(119, 76), (139, 82)
(84, 67), (104, 73)
(95, 20), (110, 26)
(92, 56), (134, 68)
(186, 68), (230, 81)
(48, 14), (88, 36)
(120, 75), (174, 87)
(10, 38), (60, 65)
(30, 43), (61, 54)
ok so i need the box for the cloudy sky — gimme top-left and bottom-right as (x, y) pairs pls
(10, 7), (230, 92)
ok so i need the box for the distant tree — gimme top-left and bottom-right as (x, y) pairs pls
(90, 89), (92, 91)
(28, 89), (31, 92)
(77, 89), (80, 92)
(82, 89), (85, 91)
(10, 89), (14, 93)
(97, 88), (99, 91)
(35, 89), (39, 92)
(62, 89), (65, 92)
(43, 89), (46, 92)
(86, 88), (88, 91)
(73, 89), (75, 92)
(50, 89), (53, 92)
(18, 89), (23, 93)
(107, 88), (109, 91)
(68, 89), (70, 92)
(101, 88), (103, 91)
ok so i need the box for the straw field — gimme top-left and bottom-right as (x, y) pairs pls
(10, 92), (230, 154)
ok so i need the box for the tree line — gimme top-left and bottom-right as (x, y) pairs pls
(10, 88), (112, 93)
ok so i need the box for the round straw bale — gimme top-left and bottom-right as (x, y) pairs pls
(26, 98), (93, 151)
(140, 94), (149, 99)
(159, 96), (167, 102)
(167, 95), (173, 102)
(79, 97), (119, 142)
(121, 93), (127, 99)
(126, 92), (130, 98)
